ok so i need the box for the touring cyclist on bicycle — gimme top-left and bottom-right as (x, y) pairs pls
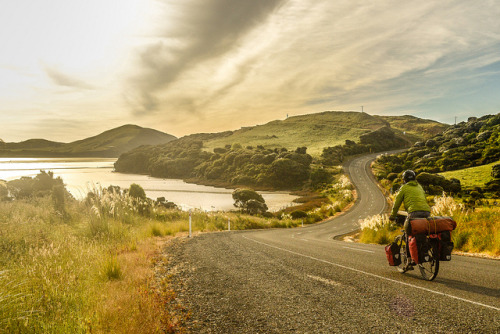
(389, 170), (431, 266)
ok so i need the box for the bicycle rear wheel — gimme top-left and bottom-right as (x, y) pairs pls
(395, 235), (409, 273)
(418, 239), (439, 281)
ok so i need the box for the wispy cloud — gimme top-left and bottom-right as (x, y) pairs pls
(125, 0), (286, 114)
(43, 65), (94, 90)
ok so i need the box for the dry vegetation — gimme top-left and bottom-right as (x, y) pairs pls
(0, 174), (357, 332)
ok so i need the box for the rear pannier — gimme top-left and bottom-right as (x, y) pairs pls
(408, 234), (430, 264)
(385, 242), (401, 266)
(439, 231), (454, 261)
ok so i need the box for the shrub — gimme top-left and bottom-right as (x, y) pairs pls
(52, 184), (66, 213)
(492, 164), (500, 178)
(129, 183), (146, 200)
(290, 210), (308, 219)
(232, 188), (268, 215)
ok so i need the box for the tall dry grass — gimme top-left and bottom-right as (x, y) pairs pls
(0, 185), (304, 333)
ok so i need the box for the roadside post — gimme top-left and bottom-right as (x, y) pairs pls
(302, 219), (304, 227)
(228, 218), (231, 231)
(189, 210), (192, 238)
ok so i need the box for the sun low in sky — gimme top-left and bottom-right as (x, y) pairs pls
(1, 0), (499, 142)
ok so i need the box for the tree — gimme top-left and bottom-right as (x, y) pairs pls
(310, 168), (332, 188)
(269, 158), (309, 188)
(129, 183), (146, 200)
(232, 188), (268, 214)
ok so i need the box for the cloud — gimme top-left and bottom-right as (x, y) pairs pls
(43, 65), (94, 90)
(126, 0), (287, 114)
(123, 0), (500, 134)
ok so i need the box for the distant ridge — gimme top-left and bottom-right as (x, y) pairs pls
(0, 124), (176, 157)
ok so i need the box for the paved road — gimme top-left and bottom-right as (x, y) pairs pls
(168, 153), (500, 333)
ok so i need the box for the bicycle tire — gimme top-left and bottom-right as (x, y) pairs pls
(418, 238), (439, 281)
(395, 235), (409, 273)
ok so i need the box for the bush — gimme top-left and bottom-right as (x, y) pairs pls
(492, 164), (500, 178)
(129, 183), (146, 200)
(52, 184), (66, 214)
(290, 210), (308, 219)
(232, 188), (268, 214)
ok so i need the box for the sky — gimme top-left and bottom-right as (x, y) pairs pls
(1, 0), (500, 142)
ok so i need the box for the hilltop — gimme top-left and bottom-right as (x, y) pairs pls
(0, 125), (176, 157)
(203, 111), (447, 156)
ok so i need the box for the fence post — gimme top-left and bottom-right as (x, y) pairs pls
(189, 210), (192, 238)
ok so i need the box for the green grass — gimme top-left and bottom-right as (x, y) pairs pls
(439, 160), (499, 188)
(204, 111), (387, 156)
(204, 112), (448, 156)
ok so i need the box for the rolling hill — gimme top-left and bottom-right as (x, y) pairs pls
(203, 111), (447, 156)
(114, 111), (449, 190)
(0, 125), (177, 157)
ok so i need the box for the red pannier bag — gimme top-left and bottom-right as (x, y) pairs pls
(409, 216), (457, 236)
(408, 234), (430, 264)
(385, 242), (401, 266)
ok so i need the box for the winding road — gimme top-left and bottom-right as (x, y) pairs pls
(167, 153), (500, 333)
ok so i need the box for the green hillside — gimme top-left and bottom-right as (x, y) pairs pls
(204, 111), (446, 156)
(0, 125), (177, 157)
(440, 160), (499, 188)
(374, 113), (500, 197)
(375, 115), (448, 143)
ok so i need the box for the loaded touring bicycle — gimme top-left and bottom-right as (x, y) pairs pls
(386, 214), (456, 281)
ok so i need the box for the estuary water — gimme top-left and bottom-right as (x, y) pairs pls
(0, 158), (298, 212)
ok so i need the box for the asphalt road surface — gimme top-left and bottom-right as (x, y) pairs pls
(167, 153), (500, 333)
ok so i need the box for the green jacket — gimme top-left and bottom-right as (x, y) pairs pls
(390, 181), (431, 218)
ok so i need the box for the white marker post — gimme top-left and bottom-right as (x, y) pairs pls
(302, 219), (304, 228)
(189, 210), (192, 238)
(228, 218), (231, 231)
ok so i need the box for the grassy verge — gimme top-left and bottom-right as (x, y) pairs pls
(358, 194), (500, 256)
(0, 184), (329, 332)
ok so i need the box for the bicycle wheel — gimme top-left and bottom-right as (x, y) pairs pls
(395, 235), (409, 273)
(418, 238), (439, 281)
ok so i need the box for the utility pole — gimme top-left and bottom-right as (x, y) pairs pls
(361, 106), (364, 113)
(455, 116), (457, 125)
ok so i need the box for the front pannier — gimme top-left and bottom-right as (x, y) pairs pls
(439, 231), (454, 261)
(385, 242), (401, 266)
(409, 234), (430, 264)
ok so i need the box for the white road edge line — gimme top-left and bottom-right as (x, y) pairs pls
(342, 246), (375, 253)
(242, 235), (500, 312)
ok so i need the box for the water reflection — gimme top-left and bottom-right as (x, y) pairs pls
(0, 158), (297, 212)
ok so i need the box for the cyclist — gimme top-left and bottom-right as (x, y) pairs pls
(389, 170), (431, 253)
